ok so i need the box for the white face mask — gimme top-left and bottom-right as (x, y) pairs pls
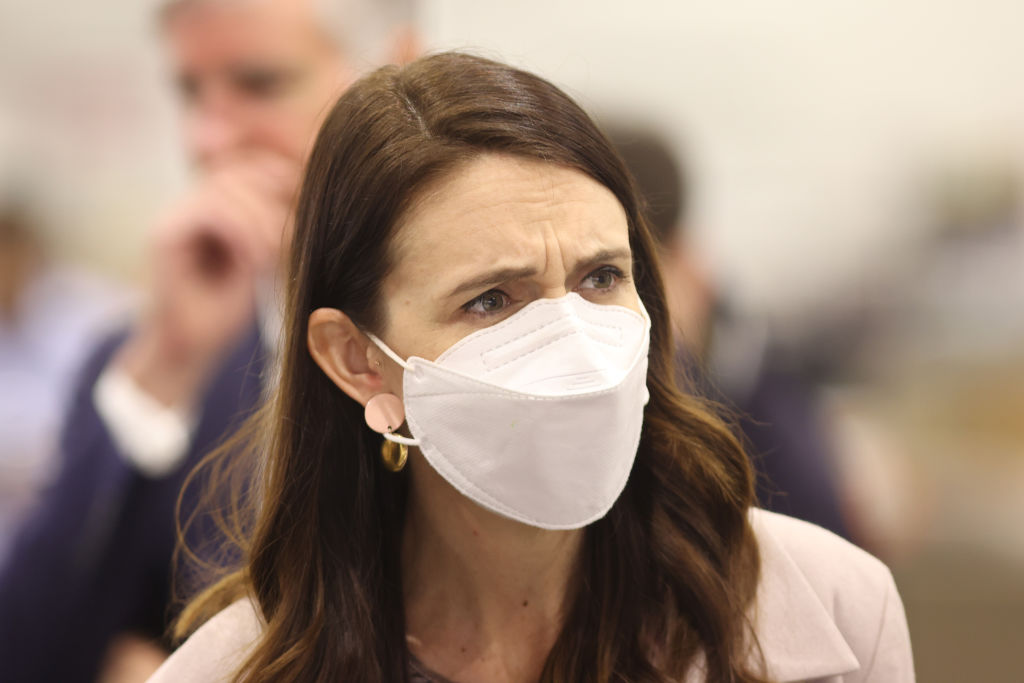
(367, 292), (651, 530)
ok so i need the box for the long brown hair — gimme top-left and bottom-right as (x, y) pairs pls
(178, 52), (767, 683)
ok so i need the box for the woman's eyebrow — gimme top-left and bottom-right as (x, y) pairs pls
(572, 247), (633, 272)
(445, 247), (633, 300)
(446, 266), (538, 300)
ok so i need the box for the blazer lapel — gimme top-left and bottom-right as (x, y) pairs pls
(748, 510), (860, 681)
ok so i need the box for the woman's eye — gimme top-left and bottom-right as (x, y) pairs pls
(580, 266), (623, 291)
(464, 290), (510, 315)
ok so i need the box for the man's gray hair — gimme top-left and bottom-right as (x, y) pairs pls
(159, 0), (416, 64)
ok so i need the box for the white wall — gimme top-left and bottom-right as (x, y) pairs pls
(0, 0), (185, 280)
(4, 0), (1024, 314)
(422, 0), (1024, 315)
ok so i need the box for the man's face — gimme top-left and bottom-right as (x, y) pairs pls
(164, 0), (354, 168)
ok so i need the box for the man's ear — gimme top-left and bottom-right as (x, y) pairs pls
(307, 308), (385, 407)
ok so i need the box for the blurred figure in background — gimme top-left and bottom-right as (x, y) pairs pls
(0, 196), (128, 567)
(607, 124), (850, 539)
(0, 1), (417, 681)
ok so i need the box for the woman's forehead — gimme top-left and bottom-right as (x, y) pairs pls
(387, 154), (631, 286)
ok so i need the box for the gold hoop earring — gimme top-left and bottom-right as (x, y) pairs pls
(380, 438), (408, 472)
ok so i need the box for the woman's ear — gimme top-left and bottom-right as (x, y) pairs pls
(307, 308), (385, 406)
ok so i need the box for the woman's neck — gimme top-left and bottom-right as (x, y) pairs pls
(401, 455), (582, 683)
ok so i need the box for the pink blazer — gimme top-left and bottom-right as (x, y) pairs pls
(148, 509), (914, 682)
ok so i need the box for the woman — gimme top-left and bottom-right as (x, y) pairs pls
(150, 53), (913, 682)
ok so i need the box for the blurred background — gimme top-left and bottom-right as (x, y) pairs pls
(2, 0), (1022, 680)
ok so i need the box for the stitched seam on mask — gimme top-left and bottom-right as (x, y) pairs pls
(480, 317), (625, 356)
(419, 335), (650, 392)
(481, 312), (629, 349)
(441, 315), (627, 361)
(484, 329), (622, 372)
(407, 383), (621, 401)
(438, 300), (639, 360)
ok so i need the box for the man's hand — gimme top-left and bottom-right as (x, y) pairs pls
(116, 150), (300, 409)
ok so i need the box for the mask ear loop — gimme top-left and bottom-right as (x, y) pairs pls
(365, 332), (410, 369)
(363, 332), (420, 449)
(382, 431), (417, 446)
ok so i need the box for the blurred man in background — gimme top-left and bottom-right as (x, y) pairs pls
(0, 197), (129, 569)
(0, 1), (417, 681)
(607, 124), (851, 539)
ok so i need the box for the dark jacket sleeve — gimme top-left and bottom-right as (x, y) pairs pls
(0, 328), (264, 683)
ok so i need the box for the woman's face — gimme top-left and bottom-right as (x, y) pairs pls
(372, 153), (640, 388)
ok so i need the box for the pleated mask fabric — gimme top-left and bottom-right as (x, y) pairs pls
(369, 292), (651, 529)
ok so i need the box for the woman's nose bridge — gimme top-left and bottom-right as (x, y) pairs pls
(538, 284), (572, 300)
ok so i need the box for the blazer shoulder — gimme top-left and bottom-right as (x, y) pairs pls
(147, 599), (263, 683)
(750, 508), (915, 682)
(751, 508), (890, 596)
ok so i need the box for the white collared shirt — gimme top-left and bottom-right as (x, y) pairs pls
(92, 278), (284, 479)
